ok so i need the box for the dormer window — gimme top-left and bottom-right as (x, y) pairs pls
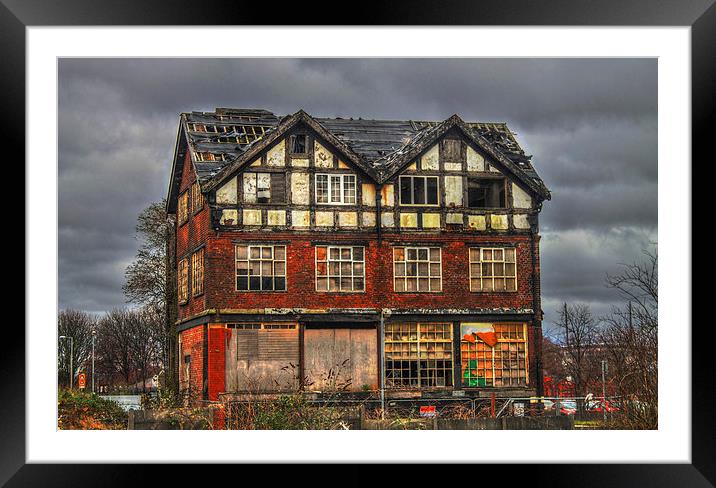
(315, 174), (356, 204)
(290, 134), (307, 154)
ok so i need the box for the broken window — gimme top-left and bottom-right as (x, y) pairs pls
(467, 178), (506, 208)
(399, 176), (439, 205)
(191, 181), (204, 213)
(384, 323), (453, 388)
(315, 174), (357, 204)
(195, 152), (226, 162)
(315, 246), (365, 292)
(235, 245), (287, 291)
(290, 134), (307, 154)
(441, 139), (462, 162)
(191, 248), (205, 297)
(178, 258), (189, 303)
(243, 172), (286, 204)
(393, 247), (442, 292)
(469, 247), (517, 292)
(177, 191), (189, 225)
(460, 323), (528, 387)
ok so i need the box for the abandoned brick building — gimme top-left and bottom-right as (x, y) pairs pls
(166, 108), (550, 402)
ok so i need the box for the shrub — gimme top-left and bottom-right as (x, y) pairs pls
(57, 389), (128, 430)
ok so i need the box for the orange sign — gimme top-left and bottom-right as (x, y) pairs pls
(78, 372), (86, 389)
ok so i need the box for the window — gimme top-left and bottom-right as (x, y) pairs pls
(227, 323), (297, 330)
(290, 134), (307, 154)
(384, 323), (453, 387)
(315, 246), (365, 292)
(441, 139), (462, 162)
(195, 152), (226, 161)
(177, 191), (189, 225)
(469, 247), (517, 292)
(393, 247), (441, 292)
(191, 181), (204, 213)
(467, 178), (506, 208)
(178, 258), (189, 303)
(315, 174), (357, 204)
(191, 248), (205, 296)
(235, 245), (286, 291)
(243, 172), (286, 204)
(399, 176), (439, 205)
(460, 323), (528, 387)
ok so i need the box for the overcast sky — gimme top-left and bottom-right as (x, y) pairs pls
(58, 58), (657, 335)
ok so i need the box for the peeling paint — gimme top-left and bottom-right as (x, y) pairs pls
(291, 157), (309, 168)
(266, 139), (285, 166)
(513, 213), (530, 229)
(512, 183), (532, 209)
(446, 212), (463, 224)
(243, 209), (262, 226)
(338, 211), (358, 227)
(444, 162), (462, 172)
(466, 146), (485, 172)
(444, 175), (463, 207)
(314, 140), (333, 168)
(422, 213), (441, 228)
(362, 211), (376, 227)
(381, 184), (395, 207)
(468, 215), (487, 230)
(421, 144), (439, 170)
(290, 172), (310, 205)
(291, 210), (310, 227)
(490, 214), (509, 230)
(267, 210), (286, 226)
(362, 183), (376, 206)
(243, 173), (257, 203)
(381, 212), (395, 228)
(315, 211), (334, 227)
(399, 212), (418, 228)
(216, 176), (237, 204)
(220, 209), (238, 225)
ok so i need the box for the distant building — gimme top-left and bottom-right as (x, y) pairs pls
(166, 108), (551, 402)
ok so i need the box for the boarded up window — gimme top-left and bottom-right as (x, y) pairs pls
(224, 323), (299, 392)
(469, 247), (517, 292)
(304, 328), (378, 391)
(178, 258), (189, 303)
(460, 323), (527, 387)
(191, 248), (205, 296)
(235, 245), (286, 291)
(393, 247), (442, 292)
(384, 323), (453, 387)
(191, 181), (204, 213)
(467, 178), (506, 208)
(243, 172), (286, 203)
(441, 139), (462, 162)
(177, 191), (189, 225)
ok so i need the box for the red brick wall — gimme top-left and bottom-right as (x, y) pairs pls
(207, 325), (227, 401)
(179, 325), (205, 401)
(205, 231), (535, 311)
(176, 152), (211, 321)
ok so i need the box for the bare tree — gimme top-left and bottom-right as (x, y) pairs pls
(96, 309), (136, 387)
(57, 309), (96, 388)
(123, 200), (175, 388)
(600, 247), (658, 429)
(555, 303), (601, 405)
(128, 307), (165, 392)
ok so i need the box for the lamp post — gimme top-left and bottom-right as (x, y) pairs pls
(59, 335), (74, 388)
(91, 329), (96, 393)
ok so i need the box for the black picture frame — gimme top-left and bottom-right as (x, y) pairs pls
(5, 0), (710, 484)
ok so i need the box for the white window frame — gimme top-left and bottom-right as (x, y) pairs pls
(235, 244), (287, 292)
(398, 175), (440, 206)
(315, 245), (366, 293)
(469, 247), (518, 292)
(315, 173), (357, 205)
(393, 246), (442, 292)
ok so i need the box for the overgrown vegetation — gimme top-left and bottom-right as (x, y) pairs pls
(57, 389), (127, 430)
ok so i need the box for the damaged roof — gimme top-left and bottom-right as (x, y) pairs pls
(171, 107), (550, 204)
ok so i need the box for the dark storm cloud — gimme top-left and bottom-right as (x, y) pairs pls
(58, 58), (657, 326)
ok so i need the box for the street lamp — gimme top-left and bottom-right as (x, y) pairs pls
(59, 335), (74, 389)
(91, 329), (96, 393)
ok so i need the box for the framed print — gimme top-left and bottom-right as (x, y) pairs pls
(6, 0), (711, 485)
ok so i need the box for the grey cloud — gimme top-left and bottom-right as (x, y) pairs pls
(58, 58), (657, 315)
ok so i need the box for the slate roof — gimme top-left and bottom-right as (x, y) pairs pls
(174, 108), (550, 200)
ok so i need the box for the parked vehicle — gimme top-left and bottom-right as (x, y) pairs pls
(558, 400), (577, 415)
(586, 400), (620, 413)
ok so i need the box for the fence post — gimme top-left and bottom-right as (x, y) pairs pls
(127, 410), (135, 430)
(490, 392), (496, 418)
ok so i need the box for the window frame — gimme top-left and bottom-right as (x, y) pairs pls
(177, 191), (189, 226)
(314, 173), (357, 205)
(242, 171), (286, 204)
(234, 244), (287, 292)
(191, 247), (205, 297)
(469, 247), (518, 292)
(177, 257), (189, 304)
(384, 322), (454, 388)
(315, 245), (366, 293)
(398, 175), (440, 206)
(393, 246), (442, 293)
(191, 181), (204, 214)
(289, 133), (308, 155)
(460, 323), (529, 388)
(466, 177), (507, 209)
